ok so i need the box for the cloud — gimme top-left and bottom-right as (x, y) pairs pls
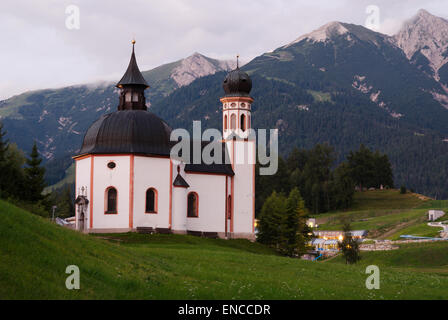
(1, 0), (448, 99)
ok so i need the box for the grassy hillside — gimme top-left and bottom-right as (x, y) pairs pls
(328, 242), (448, 273)
(314, 190), (447, 239)
(1, 199), (448, 299)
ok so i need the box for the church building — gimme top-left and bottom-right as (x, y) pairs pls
(74, 41), (255, 240)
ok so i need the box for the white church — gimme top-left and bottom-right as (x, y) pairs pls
(74, 42), (255, 240)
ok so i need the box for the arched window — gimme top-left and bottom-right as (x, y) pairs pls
(145, 188), (157, 213)
(187, 192), (199, 218)
(241, 114), (246, 132)
(230, 114), (236, 130)
(247, 115), (251, 129)
(105, 187), (117, 214)
(125, 92), (131, 102)
(224, 114), (228, 130)
(132, 92), (139, 102)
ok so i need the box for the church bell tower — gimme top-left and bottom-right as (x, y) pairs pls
(116, 40), (150, 111)
(220, 57), (255, 238)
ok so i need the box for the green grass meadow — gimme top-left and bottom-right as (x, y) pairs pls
(314, 190), (447, 239)
(1, 199), (448, 299)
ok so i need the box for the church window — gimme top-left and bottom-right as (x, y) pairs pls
(107, 161), (116, 169)
(241, 114), (246, 132)
(125, 92), (131, 102)
(105, 187), (117, 214)
(230, 114), (236, 130)
(248, 115), (251, 129)
(145, 188), (157, 213)
(224, 115), (228, 130)
(132, 92), (139, 102)
(187, 192), (198, 218)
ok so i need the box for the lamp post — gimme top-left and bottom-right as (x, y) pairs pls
(52, 205), (57, 221)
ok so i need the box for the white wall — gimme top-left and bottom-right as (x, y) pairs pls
(75, 157), (91, 230)
(91, 155), (131, 229)
(133, 156), (171, 229)
(184, 173), (226, 233)
(229, 140), (255, 235)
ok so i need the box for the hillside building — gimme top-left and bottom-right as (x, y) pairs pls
(73, 42), (255, 240)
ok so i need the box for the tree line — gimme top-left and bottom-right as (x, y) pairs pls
(256, 143), (393, 256)
(0, 122), (73, 217)
(256, 143), (394, 216)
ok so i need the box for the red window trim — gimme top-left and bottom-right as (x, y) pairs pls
(145, 187), (158, 214)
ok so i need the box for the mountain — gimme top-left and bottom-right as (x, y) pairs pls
(0, 52), (234, 161)
(141, 52), (235, 100)
(2, 10), (448, 198)
(149, 14), (448, 198)
(393, 9), (448, 107)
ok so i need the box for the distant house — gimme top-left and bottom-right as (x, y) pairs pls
(306, 218), (317, 228)
(428, 210), (445, 221)
(310, 230), (368, 252)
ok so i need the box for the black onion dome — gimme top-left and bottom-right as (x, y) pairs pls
(79, 110), (172, 156)
(222, 68), (252, 97)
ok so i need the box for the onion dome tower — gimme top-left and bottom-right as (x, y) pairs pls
(116, 39), (150, 111)
(220, 56), (253, 139)
(220, 56), (255, 237)
(77, 40), (172, 157)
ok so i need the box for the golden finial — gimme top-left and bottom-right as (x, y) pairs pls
(132, 39), (136, 45)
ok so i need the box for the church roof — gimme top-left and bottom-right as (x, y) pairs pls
(78, 110), (172, 156)
(222, 67), (252, 97)
(183, 141), (234, 176)
(173, 173), (189, 188)
(116, 42), (149, 88)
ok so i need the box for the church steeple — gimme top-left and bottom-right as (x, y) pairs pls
(116, 40), (149, 111)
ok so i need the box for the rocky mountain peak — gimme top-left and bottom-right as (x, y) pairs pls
(285, 21), (349, 46)
(393, 9), (448, 77)
(284, 21), (390, 49)
(170, 53), (235, 87)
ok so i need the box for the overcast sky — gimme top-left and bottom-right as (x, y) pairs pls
(1, 0), (447, 99)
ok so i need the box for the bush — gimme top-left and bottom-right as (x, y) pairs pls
(400, 186), (407, 194)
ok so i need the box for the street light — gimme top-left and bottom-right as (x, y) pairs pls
(52, 205), (57, 221)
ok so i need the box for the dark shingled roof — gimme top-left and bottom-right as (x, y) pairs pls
(78, 110), (172, 156)
(116, 45), (149, 88)
(222, 67), (252, 97)
(173, 173), (189, 187)
(183, 141), (234, 176)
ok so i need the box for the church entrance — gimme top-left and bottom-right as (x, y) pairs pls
(75, 193), (89, 232)
(78, 211), (85, 231)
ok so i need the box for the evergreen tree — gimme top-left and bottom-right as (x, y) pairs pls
(279, 188), (311, 257)
(0, 122), (9, 198)
(4, 143), (27, 199)
(24, 142), (46, 202)
(257, 191), (285, 246)
(338, 222), (361, 264)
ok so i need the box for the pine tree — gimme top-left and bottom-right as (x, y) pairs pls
(0, 122), (10, 198)
(257, 191), (285, 247)
(24, 142), (46, 202)
(338, 222), (361, 264)
(279, 188), (310, 257)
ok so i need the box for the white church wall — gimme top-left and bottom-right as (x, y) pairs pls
(231, 140), (255, 236)
(172, 186), (187, 232)
(184, 173), (226, 233)
(133, 156), (171, 229)
(75, 156), (91, 230)
(92, 155), (131, 229)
